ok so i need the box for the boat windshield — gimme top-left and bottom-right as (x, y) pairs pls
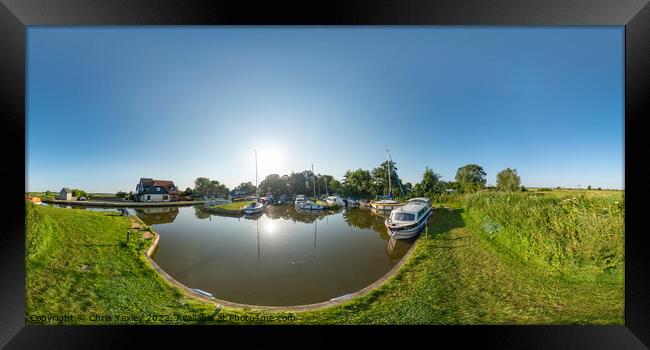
(391, 212), (415, 221)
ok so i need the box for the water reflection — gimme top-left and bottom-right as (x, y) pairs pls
(135, 207), (179, 225)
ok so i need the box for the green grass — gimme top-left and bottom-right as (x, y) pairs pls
(25, 202), (212, 324)
(210, 201), (254, 211)
(25, 198), (623, 325)
(463, 191), (624, 276)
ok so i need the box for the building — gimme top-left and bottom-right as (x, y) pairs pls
(135, 178), (180, 202)
(59, 188), (72, 200)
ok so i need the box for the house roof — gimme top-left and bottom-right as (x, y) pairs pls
(61, 188), (71, 192)
(138, 178), (179, 195)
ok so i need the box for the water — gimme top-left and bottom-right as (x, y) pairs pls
(47, 203), (414, 306)
(139, 205), (414, 306)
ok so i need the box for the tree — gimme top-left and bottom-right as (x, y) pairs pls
(194, 177), (211, 195)
(182, 187), (194, 196)
(115, 191), (127, 199)
(328, 179), (342, 194)
(289, 172), (307, 195)
(587, 185), (592, 190)
(371, 160), (403, 197)
(72, 189), (87, 198)
(455, 164), (487, 193)
(496, 168), (521, 192)
(233, 182), (256, 196)
(258, 174), (289, 197)
(341, 169), (373, 199)
(194, 177), (229, 198)
(413, 167), (444, 197)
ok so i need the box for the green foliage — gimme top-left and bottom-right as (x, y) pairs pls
(455, 164), (487, 193)
(259, 174), (289, 197)
(71, 189), (88, 198)
(538, 188), (552, 191)
(496, 168), (521, 192)
(463, 192), (624, 275)
(371, 160), (402, 197)
(233, 182), (256, 196)
(115, 191), (128, 199)
(341, 169), (374, 199)
(412, 166), (445, 197)
(194, 177), (229, 198)
(182, 187), (194, 196)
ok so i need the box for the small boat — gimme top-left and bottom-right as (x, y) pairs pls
(370, 199), (404, 211)
(345, 198), (360, 207)
(384, 197), (433, 240)
(298, 200), (324, 210)
(325, 196), (345, 207)
(295, 194), (307, 206)
(243, 201), (266, 214)
(192, 288), (214, 298)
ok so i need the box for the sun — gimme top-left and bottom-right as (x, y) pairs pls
(258, 144), (287, 175)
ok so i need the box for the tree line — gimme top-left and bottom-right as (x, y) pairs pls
(182, 162), (524, 200)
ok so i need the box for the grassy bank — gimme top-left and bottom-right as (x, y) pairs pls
(463, 191), (624, 277)
(26, 198), (623, 325)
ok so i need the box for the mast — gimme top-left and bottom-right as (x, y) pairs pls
(255, 149), (258, 200)
(312, 164), (316, 199)
(386, 148), (392, 197)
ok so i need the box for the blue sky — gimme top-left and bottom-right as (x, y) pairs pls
(27, 27), (624, 193)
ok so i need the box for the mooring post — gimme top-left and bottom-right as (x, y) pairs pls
(127, 229), (131, 244)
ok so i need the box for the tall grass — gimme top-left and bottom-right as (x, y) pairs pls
(462, 191), (624, 276)
(25, 201), (59, 262)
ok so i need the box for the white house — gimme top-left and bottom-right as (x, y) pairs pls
(135, 178), (180, 202)
(59, 188), (73, 200)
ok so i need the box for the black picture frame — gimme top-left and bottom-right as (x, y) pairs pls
(2, 0), (648, 348)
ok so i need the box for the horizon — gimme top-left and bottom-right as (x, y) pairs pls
(26, 27), (624, 193)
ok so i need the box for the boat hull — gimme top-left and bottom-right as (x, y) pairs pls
(370, 202), (404, 211)
(386, 208), (432, 240)
(243, 204), (266, 214)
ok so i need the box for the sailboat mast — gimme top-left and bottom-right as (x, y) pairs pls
(255, 149), (258, 200)
(312, 164), (316, 199)
(386, 148), (392, 196)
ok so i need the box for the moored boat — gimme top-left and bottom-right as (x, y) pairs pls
(298, 200), (324, 210)
(243, 201), (266, 214)
(384, 197), (433, 239)
(370, 199), (404, 211)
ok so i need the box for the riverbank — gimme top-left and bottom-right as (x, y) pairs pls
(43, 199), (204, 207)
(25, 196), (623, 325)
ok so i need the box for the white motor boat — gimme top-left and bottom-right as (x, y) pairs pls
(295, 194), (307, 206)
(325, 196), (345, 207)
(384, 197), (433, 239)
(243, 201), (266, 215)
